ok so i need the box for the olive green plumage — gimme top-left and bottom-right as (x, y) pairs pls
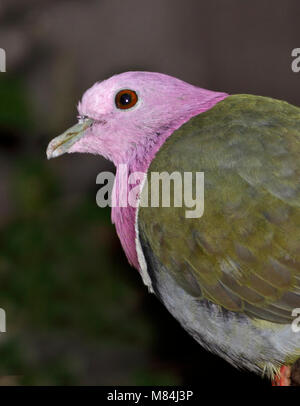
(139, 94), (300, 325)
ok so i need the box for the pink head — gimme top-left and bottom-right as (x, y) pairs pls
(47, 71), (227, 167)
(47, 71), (227, 271)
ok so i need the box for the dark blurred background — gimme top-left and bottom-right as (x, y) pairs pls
(0, 0), (299, 386)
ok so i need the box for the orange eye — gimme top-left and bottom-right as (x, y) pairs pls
(115, 89), (138, 110)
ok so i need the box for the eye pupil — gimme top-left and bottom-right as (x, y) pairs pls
(119, 93), (131, 105)
(115, 89), (138, 109)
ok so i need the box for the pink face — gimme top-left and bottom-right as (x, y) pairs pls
(46, 71), (228, 271)
(47, 71), (227, 165)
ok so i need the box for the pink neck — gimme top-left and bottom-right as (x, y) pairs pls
(111, 93), (228, 270)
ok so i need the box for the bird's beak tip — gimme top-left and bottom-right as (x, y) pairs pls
(46, 118), (94, 160)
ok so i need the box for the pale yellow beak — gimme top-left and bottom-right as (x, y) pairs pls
(46, 118), (94, 159)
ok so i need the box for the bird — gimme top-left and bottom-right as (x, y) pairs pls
(47, 71), (300, 386)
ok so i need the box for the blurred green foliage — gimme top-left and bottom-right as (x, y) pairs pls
(0, 75), (32, 131)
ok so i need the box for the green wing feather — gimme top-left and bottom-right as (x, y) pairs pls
(139, 94), (300, 324)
